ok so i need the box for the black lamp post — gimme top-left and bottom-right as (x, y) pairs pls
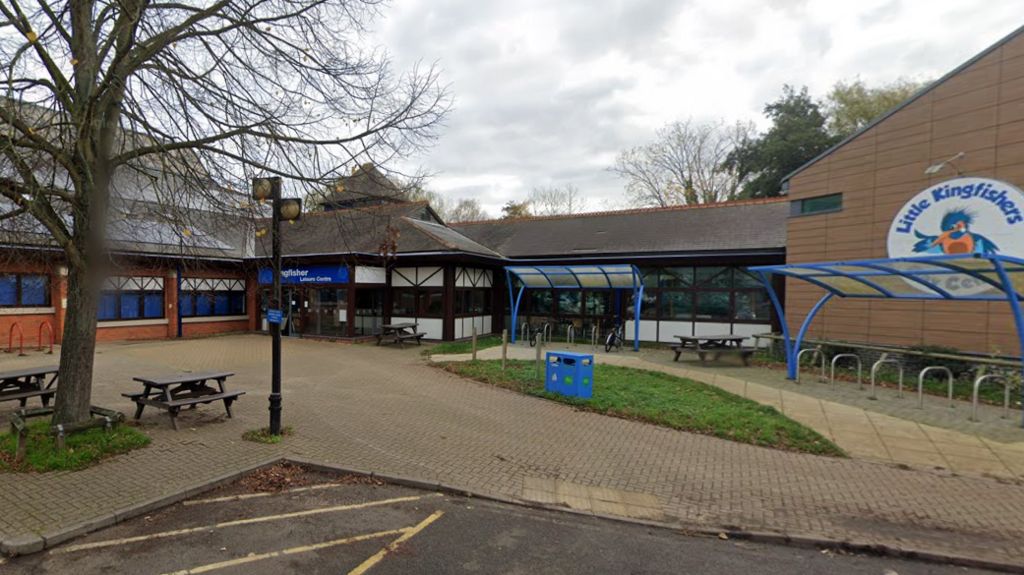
(252, 177), (302, 435)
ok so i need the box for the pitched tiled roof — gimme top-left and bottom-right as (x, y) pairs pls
(451, 198), (788, 258)
(255, 201), (500, 258)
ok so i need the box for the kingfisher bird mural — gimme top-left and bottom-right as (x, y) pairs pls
(912, 208), (1000, 255)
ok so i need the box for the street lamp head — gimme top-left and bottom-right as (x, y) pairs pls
(252, 177), (280, 202)
(279, 198), (302, 221)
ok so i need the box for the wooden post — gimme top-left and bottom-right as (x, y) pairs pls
(471, 325), (478, 361)
(535, 332), (543, 381)
(501, 329), (508, 371)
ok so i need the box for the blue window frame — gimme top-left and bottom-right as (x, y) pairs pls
(98, 276), (164, 321)
(0, 274), (50, 307)
(179, 287), (246, 318)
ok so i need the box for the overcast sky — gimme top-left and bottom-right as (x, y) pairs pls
(372, 0), (1023, 217)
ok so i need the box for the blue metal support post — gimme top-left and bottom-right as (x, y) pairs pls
(991, 258), (1024, 428)
(788, 293), (834, 380)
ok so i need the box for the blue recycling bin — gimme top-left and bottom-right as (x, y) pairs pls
(545, 351), (594, 399)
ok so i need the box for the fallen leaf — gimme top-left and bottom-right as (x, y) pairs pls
(717, 532), (728, 540)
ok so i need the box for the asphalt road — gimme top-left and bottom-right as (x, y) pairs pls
(4, 474), (995, 575)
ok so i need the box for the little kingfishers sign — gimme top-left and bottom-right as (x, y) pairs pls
(258, 264), (349, 285)
(887, 176), (1024, 294)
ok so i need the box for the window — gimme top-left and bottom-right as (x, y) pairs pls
(392, 288), (445, 318)
(0, 274), (50, 307)
(97, 276), (164, 321)
(179, 278), (246, 318)
(659, 291), (693, 320)
(626, 266), (773, 324)
(455, 289), (491, 316)
(790, 193), (842, 216)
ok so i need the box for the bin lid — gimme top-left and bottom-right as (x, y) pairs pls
(545, 351), (594, 361)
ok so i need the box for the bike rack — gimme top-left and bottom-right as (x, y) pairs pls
(542, 322), (551, 345)
(971, 374), (1013, 422)
(870, 358), (904, 400)
(917, 366), (955, 409)
(6, 322), (26, 356)
(830, 354), (862, 390)
(794, 347), (825, 383)
(37, 321), (54, 354)
(590, 326), (599, 350)
(566, 324), (575, 344)
(520, 322), (529, 346)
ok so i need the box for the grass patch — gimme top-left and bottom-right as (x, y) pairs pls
(423, 335), (504, 356)
(242, 426), (294, 444)
(0, 420), (150, 472)
(440, 359), (844, 457)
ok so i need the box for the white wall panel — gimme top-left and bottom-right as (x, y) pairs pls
(419, 318), (444, 340)
(419, 267), (444, 287)
(733, 323), (772, 345)
(657, 321), (692, 343)
(355, 266), (385, 284)
(392, 268), (415, 287)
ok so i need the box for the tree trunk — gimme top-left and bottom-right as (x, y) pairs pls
(51, 259), (101, 425)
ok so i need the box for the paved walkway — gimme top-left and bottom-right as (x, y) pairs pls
(1, 335), (1023, 567)
(438, 344), (1024, 480)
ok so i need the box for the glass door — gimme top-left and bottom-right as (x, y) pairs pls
(354, 288), (384, 336)
(284, 287), (305, 336)
(309, 287), (348, 337)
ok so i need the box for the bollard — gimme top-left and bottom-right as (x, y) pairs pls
(471, 325), (478, 361)
(535, 331), (543, 381)
(501, 329), (508, 371)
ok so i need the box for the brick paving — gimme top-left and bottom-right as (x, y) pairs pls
(2, 335), (1024, 566)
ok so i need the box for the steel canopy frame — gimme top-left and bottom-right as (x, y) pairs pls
(505, 264), (644, 351)
(750, 253), (1024, 427)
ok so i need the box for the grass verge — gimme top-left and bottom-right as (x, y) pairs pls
(0, 420), (151, 472)
(424, 335), (504, 356)
(243, 426), (294, 444)
(439, 359), (845, 457)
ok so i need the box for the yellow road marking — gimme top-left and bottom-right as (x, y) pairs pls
(160, 528), (406, 575)
(348, 510), (445, 575)
(53, 493), (442, 554)
(183, 483), (350, 506)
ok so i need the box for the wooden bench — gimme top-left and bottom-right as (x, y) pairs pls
(0, 365), (59, 407)
(695, 347), (758, 366)
(395, 332), (427, 346)
(124, 371), (244, 430)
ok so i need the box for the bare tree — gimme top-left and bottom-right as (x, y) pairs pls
(0, 0), (449, 425)
(611, 119), (755, 207)
(446, 198), (487, 222)
(528, 183), (586, 216)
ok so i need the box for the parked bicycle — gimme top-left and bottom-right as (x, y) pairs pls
(604, 321), (623, 353)
(527, 322), (549, 347)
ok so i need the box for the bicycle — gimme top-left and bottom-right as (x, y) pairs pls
(604, 322), (623, 353)
(527, 323), (549, 347)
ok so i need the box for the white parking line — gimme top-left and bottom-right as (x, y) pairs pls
(53, 493), (442, 554)
(348, 510), (445, 575)
(183, 483), (350, 506)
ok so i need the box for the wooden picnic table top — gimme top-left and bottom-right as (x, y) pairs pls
(0, 365), (59, 380)
(132, 371), (235, 387)
(675, 334), (746, 342)
(381, 322), (418, 331)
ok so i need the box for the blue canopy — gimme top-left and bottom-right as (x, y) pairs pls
(750, 254), (1024, 426)
(505, 264), (643, 350)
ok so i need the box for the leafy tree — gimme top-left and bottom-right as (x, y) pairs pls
(612, 119), (754, 207)
(528, 183), (587, 215)
(0, 0), (448, 425)
(446, 198), (488, 222)
(500, 200), (531, 219)
(725, 86), (839, 198)
(823, 78), (925, 138)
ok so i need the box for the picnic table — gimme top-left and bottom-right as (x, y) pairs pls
(376, 322), (426, 348)
(0, 365), (59, 407)
(122, 371), (244, 430)
(672, 334), (755, 365)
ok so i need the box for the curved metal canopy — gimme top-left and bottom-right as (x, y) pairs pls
(505, 264), (640, 290)
(751, 253), (1024, 427)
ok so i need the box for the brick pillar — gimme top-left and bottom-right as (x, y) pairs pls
(166, 269), (179, 339)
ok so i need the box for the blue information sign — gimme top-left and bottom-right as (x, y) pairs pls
(258, 264), (349, 285)
(266, 309), (283, 324)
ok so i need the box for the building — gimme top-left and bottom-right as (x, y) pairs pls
(782, 24), (1024, 355)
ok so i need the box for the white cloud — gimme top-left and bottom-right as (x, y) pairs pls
(372, 0), (1024, 216)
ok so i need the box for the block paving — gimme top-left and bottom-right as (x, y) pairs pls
(0, 335), (1023, 567)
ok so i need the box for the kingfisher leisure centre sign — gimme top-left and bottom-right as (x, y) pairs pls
(887, 176), (1024, 294)
(258, 264), (350, 285)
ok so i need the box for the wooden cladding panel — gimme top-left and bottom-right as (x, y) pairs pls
(784, 32), (1024, 354)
